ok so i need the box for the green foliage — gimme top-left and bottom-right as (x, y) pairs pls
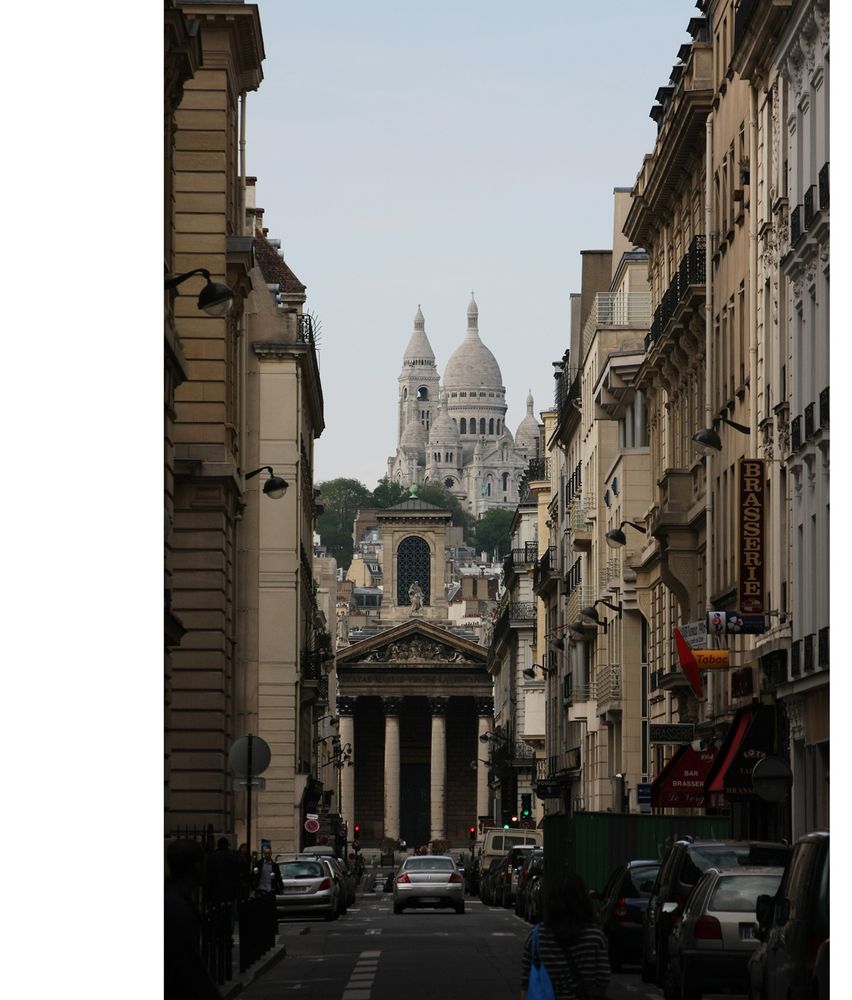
(472, 507), (515, 560)
(315, 477), (373, 569)
(417, 482), (474, 537)
(371, 477), (408, 508)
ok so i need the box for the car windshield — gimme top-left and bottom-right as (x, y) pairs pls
(709, 874), (782, 912)
(684, 844), (788, 884)
(280, 861), (325, 879)
(403, 858), (454, 872)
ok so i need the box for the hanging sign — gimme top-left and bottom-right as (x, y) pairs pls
(707, 611), (767, 636)
(738, 459), (766, 613)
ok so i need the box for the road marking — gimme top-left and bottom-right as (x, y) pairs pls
(365, 928), (382, 935)
(361, 950), (381, 957)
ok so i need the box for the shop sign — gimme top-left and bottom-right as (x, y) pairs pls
(739, 459), (766, 613)
(649, 723), (696, 744)
(707, 611), (767, 636)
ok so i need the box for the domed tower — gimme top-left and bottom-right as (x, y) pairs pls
(443, 294), (507, 465)
(515, 390), (542, 457)
(397, 305), (441, 447)
(426, 389), (464, 496)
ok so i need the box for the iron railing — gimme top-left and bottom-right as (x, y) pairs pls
(565, 557), (582, 595)
(791, 639), (801, 677)
(803, 633), (815, 673)
(527, 456), (550, 481)
(790, 204), (803, 246)
(819, 387), (829, 428)
(301, 649), (323, 681)
(536, 748), (582, 781)
(819, 162), (829, 211)
(297, 313), (315, 345)
(201, 900), (234, 985)
(645, 236), (706, 348)
(595, 663), (622, 706)
(818, 627), (829, 668)
(804, 402), (815, 441)
(237, 892), (278, 973)
(791, 415), (802, 452)
(804, 185), (816, 228)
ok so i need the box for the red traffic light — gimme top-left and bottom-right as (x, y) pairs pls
(354, 824), (361, 833)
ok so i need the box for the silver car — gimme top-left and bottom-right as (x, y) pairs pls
(664, 866), (784, 1000)
(274, 855), (340, 921)
(392, 855), (465, 914)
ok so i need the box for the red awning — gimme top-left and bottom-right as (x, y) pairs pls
(706, 709), (753, 794)
(651, 743), (719, 808)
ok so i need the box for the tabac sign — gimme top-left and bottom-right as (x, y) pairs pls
(739, 458), (765, 613)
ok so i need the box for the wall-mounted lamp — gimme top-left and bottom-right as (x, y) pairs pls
(580, 600), (623, 623)
(605, 520), (647, 548)
(479, 730), (509, 745)
(523, 662), (554, 679)
(692, 414), (751, 455)
(316, 714), (340, 728)
(245, 465), (289, 499)
(164, 268), (234, 317)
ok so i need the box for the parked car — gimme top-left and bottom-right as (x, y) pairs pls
(273, 855), (340, 920)
(526, 857), (545, 924)
(514, 849), (544, 920)
(597, 859), (661, 971)
(498, 845), (538, 908)
(664, 865), (784, 1000)
(392, 854), (465, 914)
(748, 830), (829, 1000)
(641, 838), (791, 987)
(479, 857), (503, 906)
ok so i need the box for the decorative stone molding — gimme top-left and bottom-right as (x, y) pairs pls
(474, 696), (494, 717)
(337, 696), (357, 716)
(362, 638), (470, 663)
(382, 697), (402, 715)
(428, 696), (448, 716)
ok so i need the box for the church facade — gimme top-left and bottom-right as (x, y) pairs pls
(387, 295), (542, 517)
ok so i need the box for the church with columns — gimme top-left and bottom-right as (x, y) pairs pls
(387, 295), (542, 518)
(334, 493), (495, 849)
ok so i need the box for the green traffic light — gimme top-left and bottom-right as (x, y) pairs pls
(503, 824), (509, 830)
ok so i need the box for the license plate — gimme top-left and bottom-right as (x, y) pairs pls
(285, 885), (308, 893)
(419, 897), (440, 903)
(740, 924), (756, 940)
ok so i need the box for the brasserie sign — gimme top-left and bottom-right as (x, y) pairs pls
(739, 458), (766, 613)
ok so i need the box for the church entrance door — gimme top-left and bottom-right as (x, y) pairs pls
(400, 762), (430, 848)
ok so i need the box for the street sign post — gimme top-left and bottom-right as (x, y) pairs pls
(680, 620), (708, 649)
(229, 734), (272, 854)
(637, 782), (652, 813)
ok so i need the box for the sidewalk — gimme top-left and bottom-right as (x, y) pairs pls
(218, 932), (287, 999)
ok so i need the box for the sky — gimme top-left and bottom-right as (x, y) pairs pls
(247, 0), (693, 487)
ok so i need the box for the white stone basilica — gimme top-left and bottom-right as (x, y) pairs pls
(387, 295), (542, 517)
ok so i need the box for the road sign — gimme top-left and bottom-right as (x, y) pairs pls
(306, 813), (319, 820)
(228, 734), (271, 777)
(233, 777), (266, 790)
(637, 782), (652, 814)
(649, 723), (695, 744)
(304, 818), (320, 834)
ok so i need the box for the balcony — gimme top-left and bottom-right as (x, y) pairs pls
(644, 236), (706, 350)
(791, 639), (801, 678)
(301, 649), (323, 683)
(819, 387), (829, 429)
(492, 601), (537, 647)
(533, 546), (559, 595)
(297, 314), (316, 345)
(819, 162), (829, 211)
(563, 673), (592, 706)
(804, 402), (815, 441)
(582, 291), (651, 356)
(569, 495), (596, 547)
(818, 626), (829, 668)
(595, 663), (622, 714)
(503, 544), (538, 586)
(565, 585), (595, 628)
(803, 633), (815, 673)
(526, 457), (550, 482)
(791, 415), (802, 452)
(536, 748), (582, 782)
(790, 204), (803, 247)
(803, 185), (816, 229)
(657, 662), (694, 691)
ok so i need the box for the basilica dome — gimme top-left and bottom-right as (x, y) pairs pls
(442, 294), (504, 391)
(429, 393), (460, 447)
(515, 391), (541, 453)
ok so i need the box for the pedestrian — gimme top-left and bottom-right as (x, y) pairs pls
(520, 870), (610, 999)
(252, 845), (283, 895)
(164, 838), (222, 1000)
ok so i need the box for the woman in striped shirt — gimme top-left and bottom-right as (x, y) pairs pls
(520, 871), (611, 999)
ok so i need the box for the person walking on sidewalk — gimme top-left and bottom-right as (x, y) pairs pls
(252, 846), (283, 895)
(520, 870), (610, 999)
(164, 839), (222, 1000)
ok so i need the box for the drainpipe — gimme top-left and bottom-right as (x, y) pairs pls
(704, 111), (715, 713)
(239, 92), (247, 235)
(749, 84), (759, 444)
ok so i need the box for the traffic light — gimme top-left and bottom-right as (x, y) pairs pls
(521, 793), (532, 818)
(353, 824), (361, 835)
(469, 825), (476, 843)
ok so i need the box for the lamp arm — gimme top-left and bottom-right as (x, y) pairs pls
(245, 466), (274, 481)
(718, 414), (751, 435)
(164, 268), (211, 290)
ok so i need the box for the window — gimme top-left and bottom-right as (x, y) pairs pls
(496, 419), (501, 434)
(480, 418), (486, 435)
(502, 473), (509, 491)
(460, 418), (467, 434)
(417, 386), (429, 401)
(489, 418), (495, 434)
(396, 535), (431, 607)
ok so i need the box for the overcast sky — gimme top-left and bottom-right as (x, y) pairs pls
(247, 1), (697, 487)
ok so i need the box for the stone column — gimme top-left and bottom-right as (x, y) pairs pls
(429, 697), (448, 843)
(475, 697), (494, 826)
(338, 697), (356, 842)
(383, 698), (402, 841)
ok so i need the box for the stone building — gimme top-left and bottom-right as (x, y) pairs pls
(388, 296), (542, 517)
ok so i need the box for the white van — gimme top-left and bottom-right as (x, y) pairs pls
(478, 827), (542, 869)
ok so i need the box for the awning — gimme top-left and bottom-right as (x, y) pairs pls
(705, 704), (777, 800)
(650, 743), (719, 808)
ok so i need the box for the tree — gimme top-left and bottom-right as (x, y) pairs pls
(371, 477), (408, 508)
(472, 507), (515, 560)
(417, 482), (474, 538)
(315, 478), (373, 569)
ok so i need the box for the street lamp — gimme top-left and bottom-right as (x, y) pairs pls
(580, 599), (623, 623)
(523, 662), (554, 679)
(479, 730), (509, 745)
(605, 520), (647, 548)
(692, 414), (751, 455)
(164, 268), (235, 317)
(245, 465), (289, 499)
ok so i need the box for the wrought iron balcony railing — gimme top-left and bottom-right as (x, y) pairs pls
(803, 633), (815, 673)
(818, 627), (829, 668)
(301, 649), (323, 682)
(803, 185), (816, 229)
(297, 313), (316, 345)
(791, 415), (802, 452)
(804, 402), (815, 441)
(819, 387), (829, 429)
(595, 663), (622, 707)
(790, 204), (803, 247)
(791, 639), (801, 677)
(645, 235), (706, 349)
(819, 162), (829, 211)
(527, 457), (550, 481)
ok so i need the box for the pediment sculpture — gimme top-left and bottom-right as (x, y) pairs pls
(362, 636), (469, 664)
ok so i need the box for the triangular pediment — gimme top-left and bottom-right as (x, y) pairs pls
(336, 618), (487, 666)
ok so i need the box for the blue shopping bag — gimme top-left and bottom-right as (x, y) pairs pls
(525, 923), (556, 1000)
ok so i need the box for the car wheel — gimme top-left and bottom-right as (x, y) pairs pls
(324, 909), (339, 922)
(661, 962), (680, 1000)
(455, 902), (465, 914)
(393, 902), (403, 915)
